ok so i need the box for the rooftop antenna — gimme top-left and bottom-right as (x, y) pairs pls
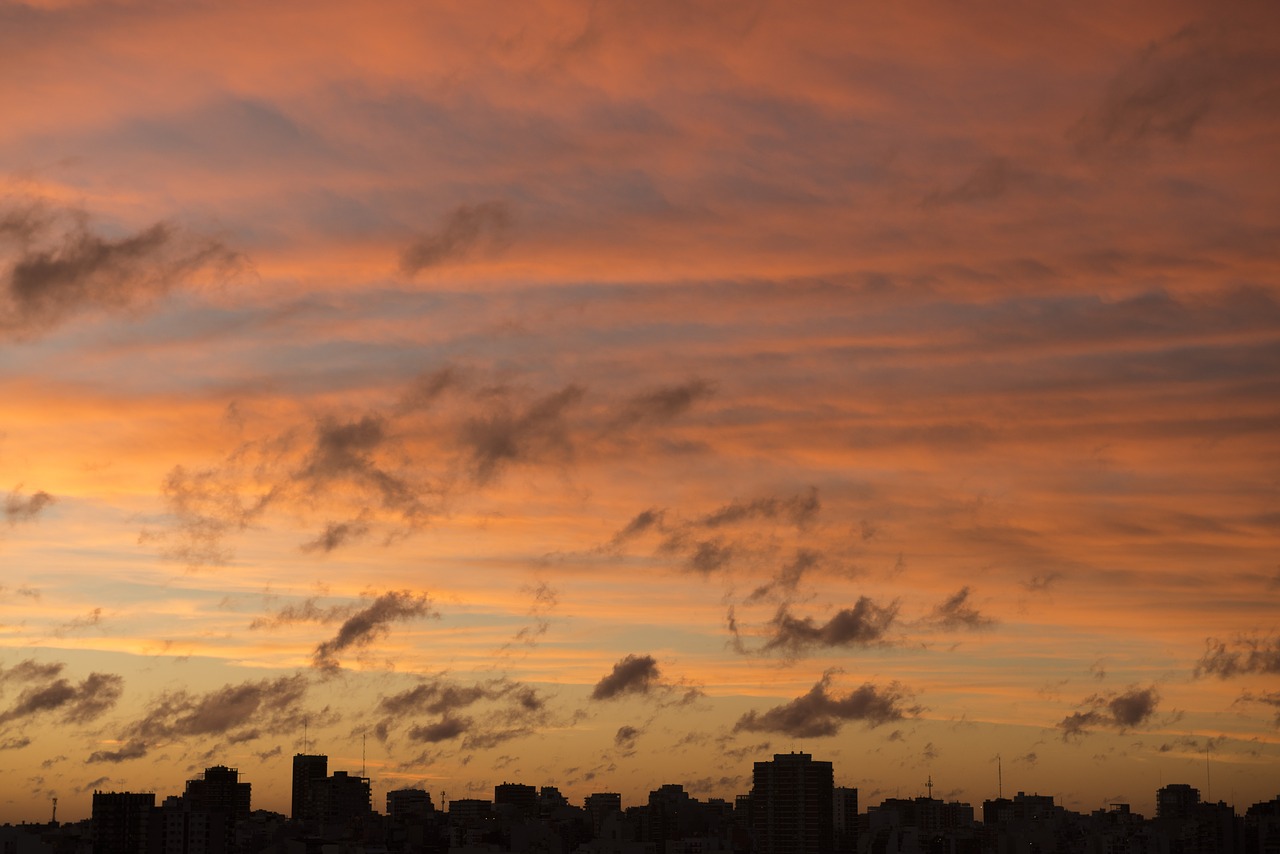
(304, 718), (309, 754)
(51, 797), (57, 824)
(362, 734), (367, 777)
(1205, 741), (1212, 802)
(926, 775), (934, 800)
(997, 754), (1003, 799)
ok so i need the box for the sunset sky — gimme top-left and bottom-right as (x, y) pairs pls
(2, 0), (1279, 824)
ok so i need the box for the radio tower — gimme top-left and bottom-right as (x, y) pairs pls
(51, 797), (58, 825)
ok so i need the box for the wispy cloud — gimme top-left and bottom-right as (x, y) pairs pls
(400, 201), (513, 276)
(1058, 685), (1161, 739)
(312, 591), (437, 674)
(734, 671), (917, 737)
(0, 198), (240, 338)
(1195, 635), (1280, 679)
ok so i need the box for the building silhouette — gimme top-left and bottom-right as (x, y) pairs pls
(385, 788), (433, 823)
(290, 754), (327, 823)
(91, 792), (155, 854)
(750, 752), (833, 854)
(55, 747), (1280, 854)
(183, 766), (250, 821)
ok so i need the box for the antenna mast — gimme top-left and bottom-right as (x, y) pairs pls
(926, 775), (934, 800)
(1205, 741), (1212, 802)
(51, 797), (57, 824)
(997, 755), (1003, 799)
(362, 734), (367, 777)
(304, 719), (309, 754)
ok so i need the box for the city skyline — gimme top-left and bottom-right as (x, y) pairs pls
(63, 749), (1275, 823)
(2, 0), (1279, 827)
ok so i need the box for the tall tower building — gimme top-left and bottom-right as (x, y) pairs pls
(184, 765), (251, 820)
(292, 754), (328, 822)
(92, 792), (156, 854)
(750, 752), (834, 854)
(1157, 783), (1201, 820)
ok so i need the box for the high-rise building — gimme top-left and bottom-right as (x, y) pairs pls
(833, 786), (858, 853)
(585, 793), (623, 834)
(92, 792), (156, 854)
(494, 783), (538, 821)
(184, 766), (251, 821)
(316, 771), (372, 829)
(291, 754), (327, 822)
(750, 752), (834, 854)
(1157, 784), (1200, 820)
(386, 788), (434, 822)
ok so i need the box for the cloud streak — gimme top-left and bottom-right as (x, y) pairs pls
(734, 672), (916, 738)
(0, 199), (240, 338)
(1195, 635), (1280, 679)
(757, 598), (899, 656)
(400, 201), (513, 276)
(312, 590), (437, 673)
(1058, 686), (1161, 739)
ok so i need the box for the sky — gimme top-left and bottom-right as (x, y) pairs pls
(1, 0), (1279, 825)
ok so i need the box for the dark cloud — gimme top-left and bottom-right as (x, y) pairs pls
(924, 157), (1013, 207)
(1195, 635), (1280, 679)
(0, 200), (240, 337)
(699, 488), (820, 530)
(614, 724), (642, 749)
(1236, 690), (1280, 727)
(312, 590), (437, 673)
(1059, 686), (1160, 739)
(926, 587), (997, 630)
(407, 716), (471, 743)
(79, 775), (113, 791)
(376, 675), (549, 749)
(745, 549), (821, 603)
(0, 671), (123, 725)
(508, 582), (558, 648)
(0, 659), (65, 684)
(591, 654), (661, 701)
(298, 416), (421, 516)
(249, 597), (351, 630)
(147, 371), (739, 564)
(685, 538), (734, 574)
(606, 508), (666, 548)
(1072, 14), (1280, 153)
(0, 735), (31, 750)
(1023, 572), (1063, 592)
(301, 520), (371, 554)
(613, 379), (715, 426)
(396, 366), (461, 414)
(155, 463), (276, 567)
(380, 679), (508, 718)
(461, 385), (585, 484)
(58, 608), (104, 634)
(758, 598), (899, 655)
(733, 672), (915, 737)
(87, 739), (148, 764)
(63, 673), (125, 723)
(4, 488), (55, 523)
(609, 488), (824, 579)
(399, 201), (513, 276)
(123, 674), (310, 745)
